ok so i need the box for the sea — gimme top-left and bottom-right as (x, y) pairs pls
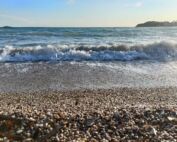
(0, 27), (177, 92)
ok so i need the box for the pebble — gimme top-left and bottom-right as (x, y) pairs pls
(26, 132), (31, 137)
(150, 126), (157, 136)
(47, 111), (52, 117)
(105, 133), (111, 141)
(36, 123), (44, 127)
(24, 138), (33, 142)
(56, 134), (60, 141)
(29, 117), (36, 122)
(167, 116), (177, 121)
(16, 129), (23, 134)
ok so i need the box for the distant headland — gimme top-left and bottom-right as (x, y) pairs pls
(136, 21), (177, 27)
(1, 26), (13, 29)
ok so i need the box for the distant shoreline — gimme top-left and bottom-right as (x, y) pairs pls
(1, 22), (177, 28)
(1, 26), (13, 29)
(136, 21), (177, 27)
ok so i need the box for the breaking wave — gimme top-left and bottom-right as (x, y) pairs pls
(0, 41), (177, 62)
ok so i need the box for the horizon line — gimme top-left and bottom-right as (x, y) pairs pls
(0, 26), (135, 28)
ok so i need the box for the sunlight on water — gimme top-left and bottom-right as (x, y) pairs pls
(1, 27), (177, 92)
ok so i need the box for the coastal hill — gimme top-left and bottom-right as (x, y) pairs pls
(136, 21), (177, 27)
(1, 26), (13, 29)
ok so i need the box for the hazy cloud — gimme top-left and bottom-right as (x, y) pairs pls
(0, 13), (34, 24)
(67, 0), (76, 4)
(134, 2), (143, 7)
(125, 1), (143, 8)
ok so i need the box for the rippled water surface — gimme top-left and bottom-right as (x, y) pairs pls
(0, 27), (177, 92)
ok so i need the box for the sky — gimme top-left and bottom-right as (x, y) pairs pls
(0, 0), (177, 27)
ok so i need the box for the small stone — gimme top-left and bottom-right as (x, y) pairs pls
(36, 123), (44, 127)
(167, 117), (177, 121)
(56, 134), (60, 141)
(86, 119), (95, 127)
(90, 138), (97, 142)
(16, 129), (23, 134)
(47, 112), (52, 117)
(29, 117), (36, 122)
(26, 132), (31, 137)
(102, 138), (109, 142)
(86, 131), (91, 137)
(58, 112), (66, 118)
(113, 112), (121, 121)
(105, 133), (111, 141)
(162, 131), (169, 137)
(150, 127), (157, 136)
(111, 138), (119, 142)
(24, 138), (33, 142)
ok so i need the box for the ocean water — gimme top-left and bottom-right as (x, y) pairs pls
(0, 27), (177, 92)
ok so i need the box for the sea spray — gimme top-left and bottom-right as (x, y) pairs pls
(0, 41), (177, 62)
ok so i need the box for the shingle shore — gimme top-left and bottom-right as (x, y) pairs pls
(0, 88), (177, 141)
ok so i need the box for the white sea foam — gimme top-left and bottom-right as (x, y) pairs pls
(0, 41), (177, 62)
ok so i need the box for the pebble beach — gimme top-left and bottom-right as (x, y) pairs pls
(1, 87), (177, 141)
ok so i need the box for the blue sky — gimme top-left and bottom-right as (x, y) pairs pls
(0, 0), (177, 27)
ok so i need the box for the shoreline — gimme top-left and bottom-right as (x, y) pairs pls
(0, 87), (177, 141)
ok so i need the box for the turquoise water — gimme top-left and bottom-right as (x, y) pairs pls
(0, 27), (177, 62)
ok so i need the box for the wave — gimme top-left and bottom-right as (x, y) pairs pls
(0, 41), (177, 62)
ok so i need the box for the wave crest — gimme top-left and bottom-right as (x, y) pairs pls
(0, 41), (177, 62)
